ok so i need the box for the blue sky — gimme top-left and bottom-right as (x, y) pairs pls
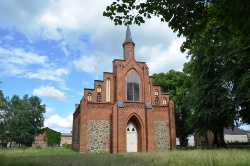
(1, 0), (248, 133)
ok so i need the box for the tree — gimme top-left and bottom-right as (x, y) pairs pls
(153, 70), (193, 146)
(104, 0), (249, 51)
(183, 11), (247, 147)
(0, 90), (9, 147)
(104, 0), (250, 146)
(5, 94), (46, 147)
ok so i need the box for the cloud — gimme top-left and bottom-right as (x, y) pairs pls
(0, 0), (189, 75)
(0, 46), (69, 82)
(59, 41), (70, 56)
(25, 68), (69, 82)
(0, 0), (191, 135)
(2, 35), (14, 41)
(82, 80), (90, 85)
(0, 1), (51, 40)
(72, 55), (98, 73)
(44, 113), (73, 133)
(45, 107), (54, 113)
(0, 47), (48, 77)
(33, 85), (66, 101)
(240, 125), (250, 131)
(138, 37), (189, 74)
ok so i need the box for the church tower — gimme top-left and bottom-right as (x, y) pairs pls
(72, 26), (176, 153)
(123, 25), (135, 60)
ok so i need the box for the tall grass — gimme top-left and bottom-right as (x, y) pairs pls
(0, 147), (249, 166)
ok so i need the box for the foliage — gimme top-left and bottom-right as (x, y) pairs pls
(65, 144), (72, 149)
(104, 0), (250, 52)
(0, 82), (3, 107)
(226, 142), (249, 146)
(103, 0), (250, 147)
(0, 90), (9, 146)
(0, 94), (46, 147)
(43, 127), (61, 147)
(20, 145), (28, 150)
(152, 70), (193, 146)
(62, 143), (72, 149)
(182, 3), (249, 146)
(36, 145), (42, 150)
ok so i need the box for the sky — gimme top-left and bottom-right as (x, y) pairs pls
(0, 0), (248, 133)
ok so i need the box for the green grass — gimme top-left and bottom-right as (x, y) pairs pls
(0, 147), (250, 166)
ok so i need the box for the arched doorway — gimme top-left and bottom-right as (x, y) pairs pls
(126, 122), (137, 152)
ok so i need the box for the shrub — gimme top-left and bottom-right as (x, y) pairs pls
(65, 144), (72, 149)
(227, 141), (249, 145)
(20, 145), (28, 149)
(36, 145), (42, 150)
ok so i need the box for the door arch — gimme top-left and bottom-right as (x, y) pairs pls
(126, 122), (137, 152)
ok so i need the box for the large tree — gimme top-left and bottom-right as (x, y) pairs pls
(4, 94), (46, 147)
(182, 5), (248, 146)
(153, 70), (193, 146)
(104, 0), (250, 146)
(0, 90), (9, 147)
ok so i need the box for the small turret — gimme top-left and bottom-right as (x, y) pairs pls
(123, 25), (135, 60)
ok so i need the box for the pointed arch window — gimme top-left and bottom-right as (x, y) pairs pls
(155, 97), (159, 105)
(155, 89), (159, 96)
(97, 93), (102, 102)
(106, 78), (111, 102)
(163, 97), (167, 105)
(97, 85), (102, 93)
(126, 70), (140, 101)
(87, 93), (92, 101)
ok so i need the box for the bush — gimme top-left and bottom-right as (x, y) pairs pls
(227, 141), (249, 145)
(20, 146), (28, 150)
(36, 145), (42, 150)
(65, 144), (72, 149)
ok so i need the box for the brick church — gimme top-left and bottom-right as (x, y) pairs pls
(72, 26), (176, 153)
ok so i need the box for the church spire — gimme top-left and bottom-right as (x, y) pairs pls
(123, 25), (135, 60)
(124, 25), (134, 43)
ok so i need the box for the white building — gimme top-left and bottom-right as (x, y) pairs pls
(224, 127), (248, 143)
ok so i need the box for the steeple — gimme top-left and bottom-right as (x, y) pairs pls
(124, 25), (134, 43)
(123, 25), (135, 60)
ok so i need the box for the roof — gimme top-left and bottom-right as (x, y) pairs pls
(224, 127), (247, 135)
(124, 25), (134, 43)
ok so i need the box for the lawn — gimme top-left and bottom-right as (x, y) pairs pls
(0, 147), (250, 166)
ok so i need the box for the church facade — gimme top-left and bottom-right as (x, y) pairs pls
(72, 26), (176, 153)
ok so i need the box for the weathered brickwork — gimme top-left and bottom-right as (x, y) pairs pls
(86, 120), (111, 152)
(155, 121), (170, 151)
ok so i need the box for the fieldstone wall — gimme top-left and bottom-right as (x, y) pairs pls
(86, 120), (111, 152)
(155, 121), (170, 151)
(73, 121), (79, 150)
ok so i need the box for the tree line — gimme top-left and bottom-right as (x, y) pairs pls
(0, 87), (46, 147)
(104, 0), (250, 147)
